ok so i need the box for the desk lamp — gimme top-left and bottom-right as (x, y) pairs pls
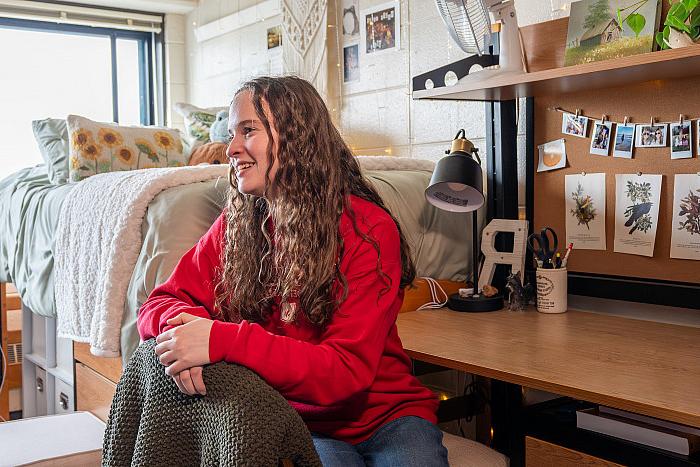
(425, 130), (503, 312)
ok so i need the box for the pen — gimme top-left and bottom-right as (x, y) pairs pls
(561, 243), (573, 268)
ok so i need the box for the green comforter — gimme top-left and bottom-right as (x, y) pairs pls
(0, 165), (74, 317)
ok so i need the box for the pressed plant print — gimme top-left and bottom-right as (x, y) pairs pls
(614, 174), (661, 257)
(624, 180), (653, 234)
(678, 188), (700, 235)
(570, 183), (597, 229)
(670, 175), (700, 260)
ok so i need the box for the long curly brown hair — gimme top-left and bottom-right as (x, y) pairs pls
(214, 76), (415, 326)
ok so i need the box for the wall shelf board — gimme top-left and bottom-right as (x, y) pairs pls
(413, 45), (700, 101)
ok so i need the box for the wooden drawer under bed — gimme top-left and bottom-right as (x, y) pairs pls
(74, 342), (122, 422)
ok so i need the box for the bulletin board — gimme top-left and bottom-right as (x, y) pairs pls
(533, 75), (700, 284)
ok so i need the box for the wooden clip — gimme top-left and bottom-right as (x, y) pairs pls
(650, 116), (655, 126)
(575, 108), (581, 118)
(581, 171), (586, 176)
(679, 114), (684, 125)
(637, 171), (643, 176)
(623, 116), (629, 125)
(601, 115), (607, 123)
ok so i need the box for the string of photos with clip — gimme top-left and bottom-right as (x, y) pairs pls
(551, 107), (698, 161)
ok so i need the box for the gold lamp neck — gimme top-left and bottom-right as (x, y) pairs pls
(450, 137), (474, 155)
(450, 129), (475, 155)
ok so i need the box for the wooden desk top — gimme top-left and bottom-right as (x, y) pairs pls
(397, 308), (700, 428)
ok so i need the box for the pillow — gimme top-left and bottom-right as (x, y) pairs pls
(66, 115), (186, 182)
(188, 142), (227, 165)
(32, 118), (69, 185)
(175, 103), (227, 147)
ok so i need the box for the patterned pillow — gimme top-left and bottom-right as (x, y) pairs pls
(66, 115), (186, 182)
(174, 103), (228, 147)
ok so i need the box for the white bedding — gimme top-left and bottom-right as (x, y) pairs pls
(55, 165), (228, 357)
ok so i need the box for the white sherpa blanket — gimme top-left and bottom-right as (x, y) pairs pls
(55, 165), (228, 357)
(357, 156), (434, 172)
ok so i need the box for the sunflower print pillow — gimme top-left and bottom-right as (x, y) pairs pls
(66, 115), (186, 182)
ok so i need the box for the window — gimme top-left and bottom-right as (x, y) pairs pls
(0, 18), (156, 179)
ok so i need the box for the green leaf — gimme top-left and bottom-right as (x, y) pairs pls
(683, 0), (699, 14)
(668, 2), (688, 18)
(690, 5), (700, 26)
(666, 14), (692, 33)
(147, 153), (160, 163)
(617, 8), (624, 31)
(626, 13), (646, 36)
(656, 31), (667, 47)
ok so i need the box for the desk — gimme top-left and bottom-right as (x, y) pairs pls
(396, 308), (700, 429)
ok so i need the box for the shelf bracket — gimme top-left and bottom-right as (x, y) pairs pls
(412, 53), (499, 92)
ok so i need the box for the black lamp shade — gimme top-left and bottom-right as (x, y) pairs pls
(425, 152), (484, 212)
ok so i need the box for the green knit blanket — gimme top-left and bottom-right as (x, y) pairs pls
(102, 339), (321, 467)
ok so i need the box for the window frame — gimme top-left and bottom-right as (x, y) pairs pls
(0, 16), (157, 125)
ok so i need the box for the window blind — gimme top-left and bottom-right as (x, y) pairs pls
(0, 0), (162, 33)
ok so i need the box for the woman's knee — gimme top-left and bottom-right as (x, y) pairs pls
(311, 433), (365, 467)
(360, 416), (449, 467)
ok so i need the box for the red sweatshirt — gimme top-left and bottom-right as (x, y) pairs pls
(137, 195), (438, 444)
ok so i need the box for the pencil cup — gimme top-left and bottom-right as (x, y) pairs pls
(535, 267), (568, 314)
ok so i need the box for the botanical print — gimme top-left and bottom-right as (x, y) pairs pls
(614, 174), (662, 257)
(678, 189), (700, 234)
(670, 174), (700, 260)
(565, 173), (606, 250)
(571, 183), (597, 227)
(623, 180), (653, 234)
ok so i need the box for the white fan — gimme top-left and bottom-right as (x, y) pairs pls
(435, 0), (525, 77)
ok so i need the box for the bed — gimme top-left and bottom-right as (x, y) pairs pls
(0, 157), (474, 419)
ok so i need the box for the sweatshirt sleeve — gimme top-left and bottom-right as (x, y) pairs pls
(137, 212), (226, 340)
(208, 218), (402, 406)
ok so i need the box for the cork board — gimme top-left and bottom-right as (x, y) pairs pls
(534, 76), (700, 284)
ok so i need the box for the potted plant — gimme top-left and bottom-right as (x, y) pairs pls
(656, 0), (700, 49)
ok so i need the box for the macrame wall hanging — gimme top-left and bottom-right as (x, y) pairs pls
(281, 0), (329, 101)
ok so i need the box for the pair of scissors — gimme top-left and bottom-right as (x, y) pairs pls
(528, 227), (558, 268)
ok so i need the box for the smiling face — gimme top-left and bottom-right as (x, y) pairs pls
(226, 91), (279, 197)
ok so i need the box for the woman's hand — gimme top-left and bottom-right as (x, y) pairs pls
(155, 313), (213, 376)
(173, 366), (207, 396)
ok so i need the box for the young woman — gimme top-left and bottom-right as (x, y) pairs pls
(138, 76), (449, 466)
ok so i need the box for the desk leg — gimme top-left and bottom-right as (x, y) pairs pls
(491, 380), (524, 466)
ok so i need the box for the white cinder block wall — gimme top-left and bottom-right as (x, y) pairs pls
(166, 0), (564, 163)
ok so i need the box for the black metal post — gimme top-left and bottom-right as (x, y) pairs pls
(485, 99), (523, 464)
